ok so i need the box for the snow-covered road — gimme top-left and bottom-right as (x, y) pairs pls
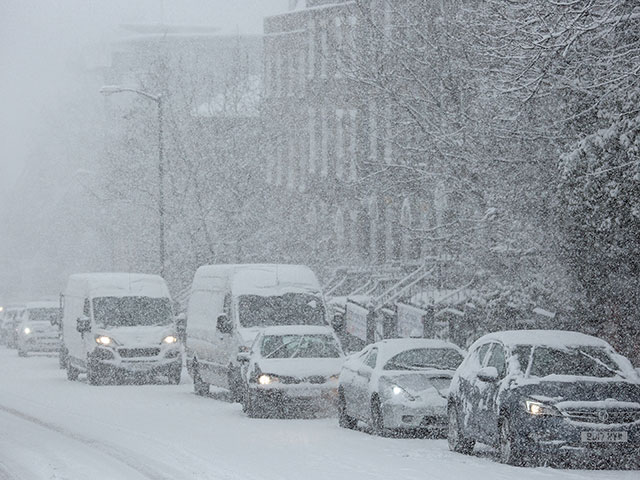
(0, 347), (636, 480)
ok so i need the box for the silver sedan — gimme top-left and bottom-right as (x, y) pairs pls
(337, 338), (465, 436)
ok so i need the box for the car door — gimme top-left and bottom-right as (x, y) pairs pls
(207, 291), (233, 387)
(353, 347), (378, 421)
(478, 342), (507, 445)
(462, 342), (493, 438)
(341, 347), (369, 418)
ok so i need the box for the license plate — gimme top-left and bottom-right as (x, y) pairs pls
(581, 431), (627, 443)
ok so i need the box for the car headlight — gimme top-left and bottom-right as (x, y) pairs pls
(258, 374), (279, 385)
(162, 335), (178, 344)
(525, 400), (560, 416)
(23, 327), (32, 335)
(95, 335), (115, 346)
(388, 384), (415, 401)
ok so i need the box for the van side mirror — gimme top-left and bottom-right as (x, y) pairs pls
(237, 352), (250, 363)
(51, 313), (61, 327)
(217, 314), (232, 334)
(76, 316), (91, 334)
(477, 366), (499, 382)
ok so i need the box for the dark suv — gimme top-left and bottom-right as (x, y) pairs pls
(447, 330), (640, 466)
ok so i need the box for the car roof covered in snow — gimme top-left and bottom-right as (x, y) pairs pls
(25, 301), (59, 310)
(260, 325), (336, 337)
(191, 264), (321, 297)
(65, 273), (171, 299)
(369, 338), (465, 368)
(470, 330), (610, 349)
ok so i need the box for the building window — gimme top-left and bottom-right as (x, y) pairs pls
(320, 24), (328, 78)
(349, 109), (358, 181)
(321, 106), (329, 177)
(369, 100), (378, 163)
(308, 18), (316, 78)
(336, 109), (345, 179)
(308, 107), (317, 174)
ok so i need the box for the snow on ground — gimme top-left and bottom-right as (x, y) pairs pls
(0, 347), (636, 480)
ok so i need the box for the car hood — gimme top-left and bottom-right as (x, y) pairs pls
(257, 357), (344, 378)
(383, 372), (452, 404)
(516, 378), (640, 404)
(94, 325), (175, 347)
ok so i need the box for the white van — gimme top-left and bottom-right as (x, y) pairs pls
(62, 273), (181, 385)
(185, 264), (330, 399)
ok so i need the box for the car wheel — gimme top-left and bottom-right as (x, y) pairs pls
(192, 359), (209, 396)
(66, 361), (79, 381)
(337, 389), (357, 429)
(499, 416), (525, 466)
(18, 348), (27, 357)
(168, 365), (181, 385)
(245, 390), (264, 418)
(370, 395), (386, 436)
(448, 404), (475, 454)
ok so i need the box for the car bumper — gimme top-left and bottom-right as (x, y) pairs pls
(91, 346), (182, 375)
(20, 335), (60, 353)
(517, 414), (640, 458)
(249, 383), (339, 407)
(381, 402), (447, 430)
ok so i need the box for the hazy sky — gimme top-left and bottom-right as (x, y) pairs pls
(0, 0), (287, 190)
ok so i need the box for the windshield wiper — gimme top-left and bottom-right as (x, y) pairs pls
(578, 350), (625, 379)
(265, 340), (297, 359)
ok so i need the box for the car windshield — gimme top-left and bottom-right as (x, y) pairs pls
(28, 308), (59, 323)
(238, 293), (326, 328)
(383, 348), (464, 371)
(93, 296), (173, 328)
(528, 345), (624, 378)
(261, 334), (342, 358)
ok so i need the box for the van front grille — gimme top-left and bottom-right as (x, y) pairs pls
(119, 348), (160, 358)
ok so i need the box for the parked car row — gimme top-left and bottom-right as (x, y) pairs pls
(4, 263), (639, 470)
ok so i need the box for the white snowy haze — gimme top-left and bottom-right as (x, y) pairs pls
(0, 0), (287, 300)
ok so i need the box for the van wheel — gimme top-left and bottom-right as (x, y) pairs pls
(87, 362), (103, 386)
(338, 389), (357, 429)
(168, 365), (181, 385)
(228, 367), (243, 403)
(67, 362), (79, 381)
(448, 403), (475, 454)
(245, 391), (264, 418)
(192, 360), (209, 396)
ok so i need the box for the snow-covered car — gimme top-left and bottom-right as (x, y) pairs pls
(1, 305), (25, 348)
(238, 325), (345, 417)
(337, 338), (465, 436)
(448, 330), (640, 467)
(16, 301), (61, 356)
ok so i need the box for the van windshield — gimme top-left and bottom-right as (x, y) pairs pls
(238, 293), (326, 328)
(93, 296), (172, 328)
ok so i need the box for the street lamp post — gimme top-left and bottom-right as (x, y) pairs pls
(100, 85), (166, 278)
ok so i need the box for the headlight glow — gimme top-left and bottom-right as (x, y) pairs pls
(387, 384), (415, 401)
(258, 374), (278, 385)
(525, 400), (559, 416)
(23, 327), (32, 335)
(95, 335), (113, 346)
(162, 335), (178, 344)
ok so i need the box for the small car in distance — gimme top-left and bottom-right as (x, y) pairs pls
(239, 325), (345, 417)
(16, 301), (61, 356)
(337, 338), (465, 436)
(447, 330), (640, 467)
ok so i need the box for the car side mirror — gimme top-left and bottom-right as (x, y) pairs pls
(237, 352), (250, 363)
(50, 314), (61, 327)
(217, 314), (232, 334)
(477, 366), (499, 382)
(76, 316), (91, 334)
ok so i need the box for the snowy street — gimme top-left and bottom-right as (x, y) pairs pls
(0, 348), (636, 480)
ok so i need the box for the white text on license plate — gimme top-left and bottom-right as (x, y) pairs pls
(581, 431), (627, 443)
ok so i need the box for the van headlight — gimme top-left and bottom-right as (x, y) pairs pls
(23, 327), (32, 335)
(525, 400), (559, 416)
(162, 335), (178, 344)
(258, 374), (279, 385)
(95, 335), (116, 346)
